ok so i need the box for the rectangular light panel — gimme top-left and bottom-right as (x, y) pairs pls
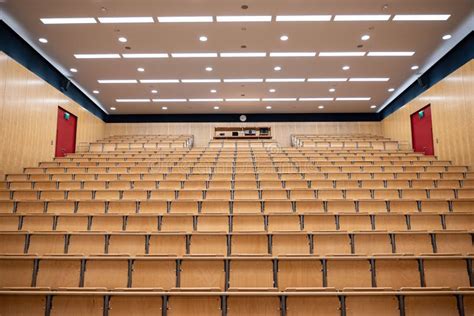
(334, 15), (391, 21)
(157, 16), (213, 23)
(262, 98), (297, 101)
(220, 52), (267, 57)
(171, 53), (218, 58)
(336, 97), (371, 101)
(265, 78), (306, 82)
(393, 14), (451, 21)
(216, 16), (272, 22)
(98, 80), (137, 84)
(225, 98), (261, 102)
(139, 79), (180, 83)
(276, 15), (332, 21)
(40, 17), (97, 24)
(189, 98), (223, 102)
(98, 17), (154, 23)
(307, 78), (347, 82)
(349, 78), (390, 81)
(367, 51), (415, 56)
(122, 53), (169, 58)
(74, 54), (121, 59)
(223, 79), (264, 83)
(116, 99), (151, 102)
(181, 79), (221, 83)
(270, 52), (316, 57)
(319, 52), (366, 57)
(299, 98), (334, 101)
(152, 99), (187, 102)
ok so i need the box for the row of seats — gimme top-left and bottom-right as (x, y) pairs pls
(1, 231), (471, 255)
(1, 293), (472, 316)
(1, 213), (473, 232)
(2, 188), (473, 201)
(1, 255), (472, 290)
(1, 199), (472, 214)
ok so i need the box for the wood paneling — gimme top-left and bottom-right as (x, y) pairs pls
(382, 60), (474, 168)
(0, 52), (105, 176)
(106, 121), (382, 147)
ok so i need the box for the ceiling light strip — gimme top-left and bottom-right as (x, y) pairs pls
(216, 16), (272, 22)
(349, 78), (390, 82)
(74, 54), (121, 59)
(116, 99), (151, 102)
(336, 97), (372, 101)
(276, 15), (332, 21)
(299, 98), (334, 101)
(367, 51), (415, 56)
(220, 52), (267, 57)
(171, 53), (218, 58)
(181, 79), (221, 83)
(393, 14), (451, 21)
(140, 79), (180, 83)
(122, 53), (169, 58)
(225, 98), (261, 102)
(223, 79), (264, 83)
(307, 78), (347, 82)
(40, 18), (97, 24)
(319, 52), (366, 57)
(157, 16), (214, 23)
(152, 99), (187, 102)
(98, 17), (154, 23)
(334, 15), (391, 21)
(98, 80), (137, 83)
(270, 52), (316, 57)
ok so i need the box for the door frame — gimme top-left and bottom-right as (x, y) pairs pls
(410, 103), (434, 155)
(55, 106), (78, 157)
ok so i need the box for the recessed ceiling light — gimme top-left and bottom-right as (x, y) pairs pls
(308, 78), (347, 82)
(199, 36), (208, 42)
(171, 53), (218, 58)
(388, 88), (395, 92)
(225, 98), (260, 102)
(266, 78), (305, 82)
(70, 68), (78, 73)
(213, 106), (220, 110)
(334, 15), (391, 21)
(153, 99), (187, 102)
(223, 79), (263, 83)
(40, 18), (97, 24)
(367, 51), (415, 56)
(151, 90), (158, 94)
(118, 37), (127, 43)
(342, 65), (350, 70)
(336, 97), (371, 101)
(411, 65), (419, 70)
(157, 16), (214, 23)
(393, 15), (450, 21)
(140, 79), (179, 83)
(270, 52), (316, 57)
(110, 107), (116, 110)
(266, 106), (272, 109)
(329, 88), (336, 92)
(262, 98), (297, 101)
(280, 35), (289, 41)
(269, 89), (276, 93)
(74, 54), (121, 59)
(274, 66), (282, 71)
(299, 98), (334, 101)
(349, 78), (390, 82)
(98, 17), (154, 23)
(319, 52), (366, 57)
(122, 53), (169, 58)
(137, 67), (145, 72)
(216, 16), (272, 22)
(116, 99), (150, 102)
(220, 52), (267, 57)
(189, 98), (223, 102)
(318, 105), (325, 109)
(442, 34), (452, 40)
(161, 106), (168, 110)
(210, 89), (217, 93)
(93, 90), (100, 94)
(370, 105), (377, 108)
(38, 38), (48, 43)
(181, 79), (221, 83)
(205, 67), (213, 72)
(98, 79), (137, 84)
(361, 34), (370, 41)
(276, 15), (332, 22)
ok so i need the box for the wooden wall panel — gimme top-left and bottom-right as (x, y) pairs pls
(0, 52), (105, 176)
(106, 122), (382, 147)
(382, 60), (474, 168)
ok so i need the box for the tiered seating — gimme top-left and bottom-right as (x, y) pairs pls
(78, 135), (194, 152)
(0, 134), (473, 315)
(292, 134), (399, 150)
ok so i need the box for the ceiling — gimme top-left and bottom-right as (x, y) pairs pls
(1, 0), (473, 115)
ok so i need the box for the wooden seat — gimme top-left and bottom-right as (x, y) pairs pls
(313, 234), (350, 255)
(228, 259), (274, 289)
(139, 201), (167, 214)
(108, 234), (146, 255)
(177, 190), (203, 200)
(201, 201), (229, 214)
(375, 259), (420, 289)
(268, 215), (300, 232)
(410, 214), (443, 230)
(90, 215), (123, 231)
(272, 234), (309, 255)
(170, 201), (198, 214)
(108, 297), (163, 316)
(84, 259), (128, 289)
(16, 201), (44, 214)
(227, 297), (280, 316)
(109, 201), (137, 214)
(149, 235), (186, 255)
(295, 201), (324, 213)
(304, 215), (336, 231)
(166, 296), (221, 316)
(77, 201), (106, 214)
(51, 295), (103, 316)
(262, 189), (288, 200)
(180, 259), (226, 290)
(231, 234), (268, 255)
(161, 215), (193, 232)
(233, 201), (261, 214)
(36, 258), (82, 288)
(131, 259), (175, 290)
(345, 296), (400, 316)
(0, 215), (19, 231)
(326, 259), (372, 289)
(21, 215), (53, 231)
(232, 215), (265, 232)
(0, 258), (34, 287)
(394, 233), (433, 254)
(375, 214), (407, 230)
(189, 234), (227, 255)
(68, 234), (105, 255)
(47, 201), (75, 214)
(404, 296), (459, 316)
(126, 215), (158, 232)
(0, 295), (47, 315)
(205, 190), (231, 200)
(423, 259), (470, 289)
(339, 214), (372, 231)
(197, 215), (229, 232)
(444, 214), (474, 230)
(390, 201), (418, 213)
(327, 200), (356, 213)
(353, 233), (392, 254)
(149, 190), (175, 201)
(28, 233), (65, 254)
(436, 233), (473, 254)
(420, 201), (450, 213)
(286, 297), (340, 315)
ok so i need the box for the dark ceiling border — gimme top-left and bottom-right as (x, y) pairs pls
(1, 19), (472, 124)
(0, 20), (107, 121)
(380, 31), (474, 119)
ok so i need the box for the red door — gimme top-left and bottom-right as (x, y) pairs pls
(410, 104), (434, 155)
(55, 107), (77, 157)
